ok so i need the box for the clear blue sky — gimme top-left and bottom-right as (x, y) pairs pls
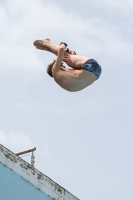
(0, 0), (133, 199)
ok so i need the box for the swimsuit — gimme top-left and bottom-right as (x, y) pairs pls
(81, 59), (102, 80)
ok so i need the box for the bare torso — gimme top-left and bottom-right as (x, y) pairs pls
(54, 68), (96, 92)
(53, 47), (96, 92)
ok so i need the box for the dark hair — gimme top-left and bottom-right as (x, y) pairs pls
(47, 60), (56, 77)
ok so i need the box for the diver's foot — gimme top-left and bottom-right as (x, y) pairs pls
(33, 38), (51, 50)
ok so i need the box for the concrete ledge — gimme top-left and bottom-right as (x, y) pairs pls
(0, 144), (79, 200)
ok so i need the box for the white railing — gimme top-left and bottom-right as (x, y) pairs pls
(16, 147), (36, 167)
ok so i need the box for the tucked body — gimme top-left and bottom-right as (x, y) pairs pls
(33, 39), (102, 92)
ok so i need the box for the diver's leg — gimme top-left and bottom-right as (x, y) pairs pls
(63, 54), (90, 69)
(33, 38), (89, 69)
(33, 38), (59, 55)
(34, 38), (76, 56)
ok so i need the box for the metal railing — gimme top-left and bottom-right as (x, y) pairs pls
(16, 147), (36, 167)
